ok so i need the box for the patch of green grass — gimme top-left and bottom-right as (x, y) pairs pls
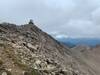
(13, 59), (28, 70)
(0, 43), (5, 47)
(24, 68), (40, 75)
(31, 69), (39, 75)
(4, 45), (28, 70)
(3, 44), (40, 75)
(0, 59), (3, 65)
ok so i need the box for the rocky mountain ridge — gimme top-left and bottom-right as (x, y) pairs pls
(0, 22), (96, 75)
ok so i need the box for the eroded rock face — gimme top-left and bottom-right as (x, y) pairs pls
(0, 22), (93, 75)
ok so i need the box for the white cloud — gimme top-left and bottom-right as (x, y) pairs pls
(0, 0), (100, 38)
(91, 8), (100, 24)
(66, 20), (100, 38)
(44, 0), (76, 11)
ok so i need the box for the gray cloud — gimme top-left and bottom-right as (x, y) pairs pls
(0, 0), (100, 38)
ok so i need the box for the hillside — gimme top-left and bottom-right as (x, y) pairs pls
(0, 22), (95, 75)
(71, 45), (100, 75)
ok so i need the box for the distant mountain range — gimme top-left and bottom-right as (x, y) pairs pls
(57, 38), (100, 47)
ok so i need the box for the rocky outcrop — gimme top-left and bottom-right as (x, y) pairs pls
(0, 22), (94, 75)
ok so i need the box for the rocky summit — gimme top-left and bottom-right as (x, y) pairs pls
(0, 22), (96, 75)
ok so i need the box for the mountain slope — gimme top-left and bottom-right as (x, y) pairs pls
(0, 22), (94, 75)
(71, 45), (100, 75)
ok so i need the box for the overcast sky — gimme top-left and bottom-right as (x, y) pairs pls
(0, 0), (100, 38)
